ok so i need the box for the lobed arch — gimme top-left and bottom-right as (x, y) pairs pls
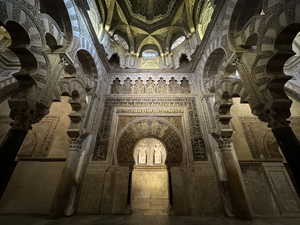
(250, 2), (300, 105)
(53, 79), (87, 110)
(76, 49), (98, 81)
(227, 0), (263, 52)
(140, 45), (160, 57)
(39, 0), (73, 42)
(213, 79), (250, 136)
(54, 79), (88, 138)
(0, 0), (69, 105)
(114, 117), (186, 167)
(198, 36), (223, 70)
(69, 36), (103, 85)
(38, 13), (65, 49)
(166, 26), (187, 52)
(215, 79), (250, 106)
(137, 36), (163, 57)
(0, 20), (38, 83)
(202, 47), (227, 93)
(133, 137), (167, 165)
(45, 33), (63, 53)
(203, 48), (227, 79)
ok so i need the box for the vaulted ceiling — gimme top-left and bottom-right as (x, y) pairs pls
(96, 0), (206, 56)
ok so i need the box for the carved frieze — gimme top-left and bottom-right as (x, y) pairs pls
(134, 77), (144, 94)
(157, 77), (167, 94)
(122, 77), (132, 94)
(145, 77), (155, 94)
(169, 77), (179, 94)
(111, 78), (122, 94)
(180, 77), (191, 94)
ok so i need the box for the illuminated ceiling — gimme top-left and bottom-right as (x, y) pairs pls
(95, 0), (211, 56)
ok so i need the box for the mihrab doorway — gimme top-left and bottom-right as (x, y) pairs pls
(130, 138), (170, 215)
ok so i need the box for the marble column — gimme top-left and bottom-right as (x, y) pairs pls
(0, 129), (27, 198)
(0, 108), (44, 198)
(48, 137), (81, 219)
(272, 127), (300, 186)
(218, 137), (252, 220)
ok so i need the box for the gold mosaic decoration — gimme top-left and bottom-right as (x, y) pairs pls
(94, 97), (206, 161)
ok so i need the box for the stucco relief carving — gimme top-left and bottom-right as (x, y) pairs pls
(180, 77), (191, 94)
(122, 77), (132, 94)
(169, 77), (179, 94)
(109, 76), (193, 94)
(134, 77), (145, 94)
(145, 77), (155, 94)
(110, 78), (122, 94)
(157, 77), (167, 94)
(133, 138), (166, 166)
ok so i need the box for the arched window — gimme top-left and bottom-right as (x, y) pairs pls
(113, 34), (129, 50)
(142, 50), (158, 58)
(171, 36), (186, 50)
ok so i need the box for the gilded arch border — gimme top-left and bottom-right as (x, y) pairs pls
(112, 116), (188, 167)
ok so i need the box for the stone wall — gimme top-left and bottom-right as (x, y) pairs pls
(0, 97), (72, 214)
(230, 97), (300, 217)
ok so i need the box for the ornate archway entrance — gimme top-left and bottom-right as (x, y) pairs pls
(131, 137), (169, 215)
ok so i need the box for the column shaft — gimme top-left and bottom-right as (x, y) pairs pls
(48, 142), (80, 219)
(272, 126), (300, 186)
(0, 128), (28, 198)
(219, 138), (252, 220)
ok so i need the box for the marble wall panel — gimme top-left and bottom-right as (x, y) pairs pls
(263, 163), (300, 216)
(131, 167), (168, 199)
(112, 167), (130, 214)
(139, 151), (146, 164)
(170, 167), (189, 215)
(100, 168), (117, 215)
(76, 169), (105, 215)
(0, 161), (64, 214)
(182, 169), (199, 215)
(240, 164), (280, 216)
(194, 165), (223, 215)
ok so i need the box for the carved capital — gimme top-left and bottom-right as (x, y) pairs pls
(9, 109), (44, 131)
(68, 137), (82, 151)
(8, 100), (49, 131)
(257, 107), (291, 129)
(218, 137), (232, 152)
(232, 57), (242, 67)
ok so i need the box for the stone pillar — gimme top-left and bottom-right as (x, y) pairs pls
(48, 137), (81, 219)
(218, 137), (252, 220)
(214, 92), (252, 220)
(0, 108), (44, 198)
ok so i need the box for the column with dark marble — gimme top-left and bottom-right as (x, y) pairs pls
(0, 107), (45, 198)
(257, 108), (300, 188)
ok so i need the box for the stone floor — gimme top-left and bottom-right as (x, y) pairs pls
(131, 198), (169, 215)
(1, 199), (300, 225)
(1, 215), (300, 225)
